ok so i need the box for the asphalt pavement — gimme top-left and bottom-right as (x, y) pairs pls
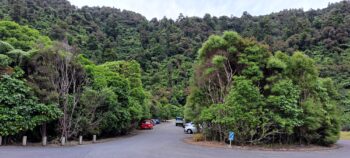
(0, 121), (349, 158)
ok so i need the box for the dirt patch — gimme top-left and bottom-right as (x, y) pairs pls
(184, 137), (341, 151)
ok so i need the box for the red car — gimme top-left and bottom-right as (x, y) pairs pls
(140, 119), (154, 129)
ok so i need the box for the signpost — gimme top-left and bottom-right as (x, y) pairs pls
(229, 131), (234, 148)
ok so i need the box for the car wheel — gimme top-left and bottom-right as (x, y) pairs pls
(187, 129), (193, 134)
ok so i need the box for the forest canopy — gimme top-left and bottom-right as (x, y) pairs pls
(1, 0), (348, 130)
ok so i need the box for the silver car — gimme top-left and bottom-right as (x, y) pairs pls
(184, 122), (198, 134)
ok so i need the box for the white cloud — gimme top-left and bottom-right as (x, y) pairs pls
(68, 0), (342, 20)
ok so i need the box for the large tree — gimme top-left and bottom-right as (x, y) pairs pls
(0, 41), (61, 138)
(27, 42), (86, 139)
(185, 32), (340, 146)
(77, 56), (150, 136)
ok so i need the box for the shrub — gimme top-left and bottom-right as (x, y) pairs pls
(0, 54), (11, 67)
(193, 133), (204, 142)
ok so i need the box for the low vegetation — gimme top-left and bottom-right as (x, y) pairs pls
(193, 133), (205, 142)
(340, 132), (350, 140)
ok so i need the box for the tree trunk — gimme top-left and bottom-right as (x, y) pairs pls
(41, 123), (47, 137)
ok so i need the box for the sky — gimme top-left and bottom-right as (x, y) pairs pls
(68, 0), (343, 20)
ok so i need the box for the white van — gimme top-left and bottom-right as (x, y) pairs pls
(175, 117), (184, 127)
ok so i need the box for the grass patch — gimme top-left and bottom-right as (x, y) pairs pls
(340, 131), (350, 140)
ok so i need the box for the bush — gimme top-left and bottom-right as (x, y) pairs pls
(193, 133), (204, 142)
(0, 54), (11, 67)
(0, 73), (62, 136)
(0, 41), (14, 54)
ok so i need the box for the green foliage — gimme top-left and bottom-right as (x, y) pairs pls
(79, 57), (150, 136)
(6, 49), (29, 66)
(0, 54), (11, 67)
(0, 21), (51, 51)
(220, 77), (265, 143)
(300, 98), (340, 145)
(226, 76), (264, 108)
(0, 41), (14, 54)
(24, 41), (90, 140)
(211, 55), (227, 66)
(185, 87), (207, 122)
(198, 77), (266, 143)
(0, 20), (151, 140)
(267, 56), (287, 70)
(102, 61), (143, 89)
(78, 87), (109, 135)
(158, 104), (183, 120)
(0, 72), (62, 136)
(198, 35), (228, 59)
(1, 1), (350, 115)
(0, 34), (62, 138)
(222, 31), (242, 46)
(288, 52), (318, 82)
(267, 79), (302, 134)
(187, 32), (340, 146)
(0, 0), (349, 142)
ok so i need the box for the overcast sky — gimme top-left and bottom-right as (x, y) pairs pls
(68, 0), (343, 20)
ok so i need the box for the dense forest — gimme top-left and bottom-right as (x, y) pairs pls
(0, 20), (153, 142)
(0, 0), (349, 145)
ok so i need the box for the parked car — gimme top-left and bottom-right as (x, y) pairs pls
(150, 119), (156, 126)
(184, 122), (192, 127)
(175, 117), (184, 127)
(184, 122), (198, 134)
(153, 118), (160, 124)
(140, 119), (154, 129)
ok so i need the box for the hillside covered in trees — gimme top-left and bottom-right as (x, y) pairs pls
(0, 0), (350, 145)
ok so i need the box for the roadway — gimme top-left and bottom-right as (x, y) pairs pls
(0, 121), (349, 158)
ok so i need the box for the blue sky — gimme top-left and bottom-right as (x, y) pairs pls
(68, 0), (342, 20)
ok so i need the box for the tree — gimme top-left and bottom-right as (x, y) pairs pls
(0, 21), (51, 51)
(0, 54), (11, 68)
(2, 2), (350, 127)
(28, 42), (86, 139)
(1, 0), (350, 142)
(186, 32), (340, 146)
(77, 55), (150, 136)
(0, 68), (62, 137)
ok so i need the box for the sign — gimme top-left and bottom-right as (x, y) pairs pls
(229, 131), (235, 141)
(228, 131), (235, 148)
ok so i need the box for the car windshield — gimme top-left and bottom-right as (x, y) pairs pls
(144, 120), (151, 124)
(176, 117), (183, 120)
(185, 122), (193, 126)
